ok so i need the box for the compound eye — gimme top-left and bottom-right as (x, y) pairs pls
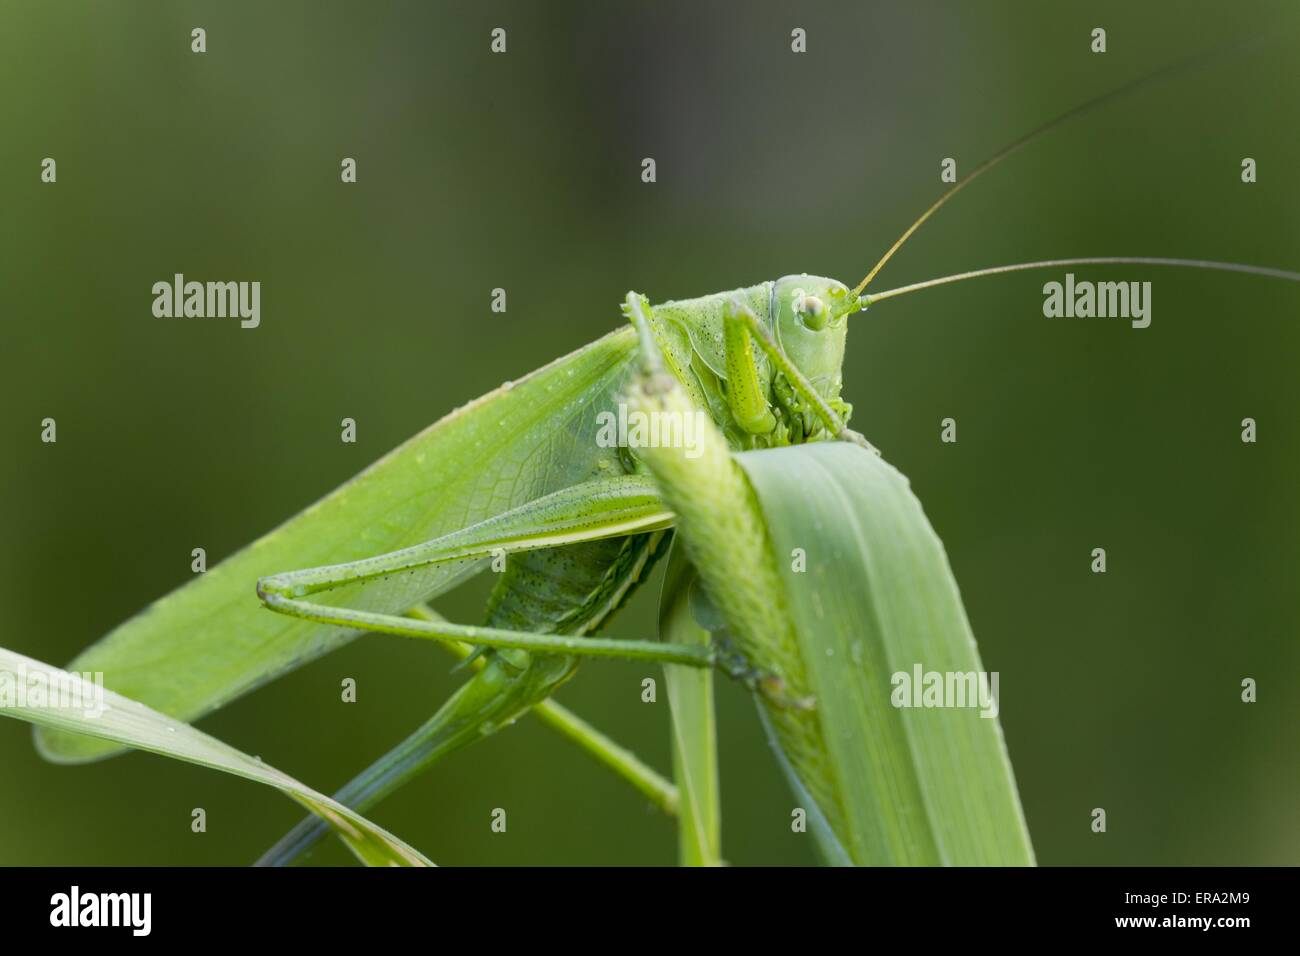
(798, 295), (829, 331)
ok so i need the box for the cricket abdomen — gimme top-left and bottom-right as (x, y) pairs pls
(484, 531), (668, 637)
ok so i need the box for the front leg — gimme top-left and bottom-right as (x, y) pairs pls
(254, 475), (710, 668)
(724, 297), (879, 454)
(721, 298), (778, 435)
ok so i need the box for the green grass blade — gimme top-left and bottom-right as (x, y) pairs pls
(735, 442), (1035, 865)
(658, 544), (721, 866)
(1, 646), (432, 866)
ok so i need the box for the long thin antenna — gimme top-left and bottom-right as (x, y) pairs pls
(862, 257), (1300, 306)
(852, 34), (1269, 297)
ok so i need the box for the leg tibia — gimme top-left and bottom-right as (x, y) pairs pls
(257, 647), (571, 866)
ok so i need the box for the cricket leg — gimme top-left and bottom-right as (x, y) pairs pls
(256, 474), (709, 665)
(260, 603), (681, 867)
(624, 290), (777, 436)
(410, 604), (678, 817)
(259, 601), (685, 866)
(721, 298), (778, 435)
(259, 587), (713, 665)
(254, 479), (709, 866)
(258, 637), (567, 866)
(258, 481), (706, 668)
(722, 297), (879, 454)
(258, 473), (671, 600)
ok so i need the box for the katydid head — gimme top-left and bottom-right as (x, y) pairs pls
(770, 274), (862, 401)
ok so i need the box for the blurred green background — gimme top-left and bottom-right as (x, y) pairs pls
(1, 0), (1296, 866)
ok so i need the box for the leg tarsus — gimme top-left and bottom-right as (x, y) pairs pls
(838, 427), (882, 456)
(712, 634), (815, 711)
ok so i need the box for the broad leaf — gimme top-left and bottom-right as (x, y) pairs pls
(735, 442), (1034, 865)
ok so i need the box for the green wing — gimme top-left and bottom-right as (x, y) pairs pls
(39, 328), (637, 762)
